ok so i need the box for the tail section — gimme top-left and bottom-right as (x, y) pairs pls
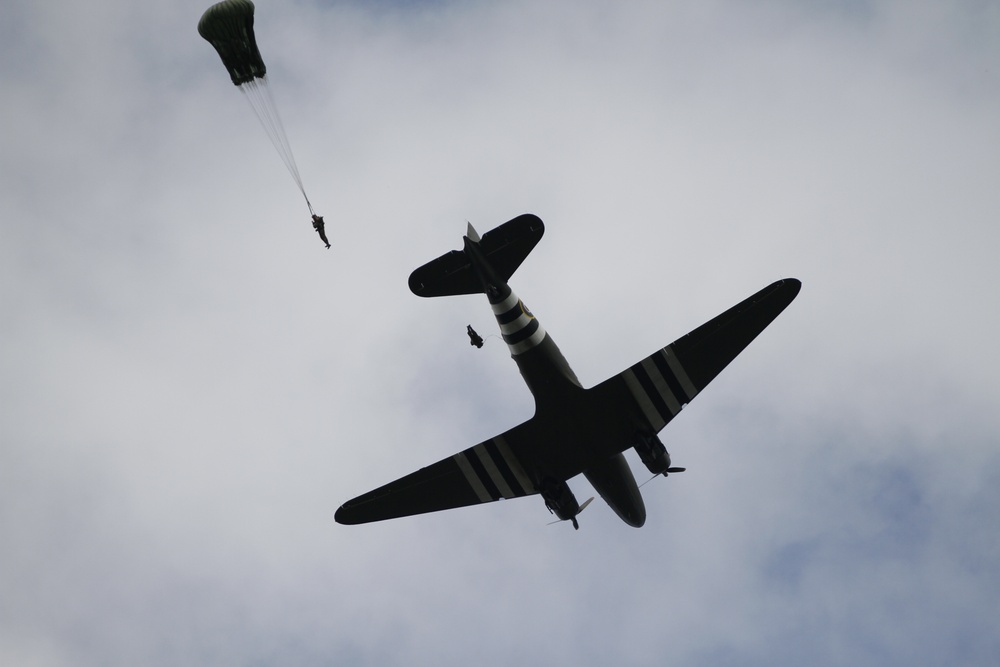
(466, 222), (481, 243)
(408, 214), (544, 297)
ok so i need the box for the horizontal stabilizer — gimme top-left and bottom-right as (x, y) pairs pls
(408, 214), (544, 297)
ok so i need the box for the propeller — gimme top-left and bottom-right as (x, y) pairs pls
(639, 467), (687, 488)
(547, 497), (595, 530)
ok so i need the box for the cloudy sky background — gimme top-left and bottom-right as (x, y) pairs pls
(2, 0), (999, 665)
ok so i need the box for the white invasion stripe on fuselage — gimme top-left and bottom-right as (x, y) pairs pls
(491, 291), (521, 316)
(506, 326), (546, 356)
(491, 289), (547, 356)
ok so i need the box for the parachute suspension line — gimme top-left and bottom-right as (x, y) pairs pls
(238, 76), (313, 214)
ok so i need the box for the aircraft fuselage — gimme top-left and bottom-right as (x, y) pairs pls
(464, 233), (647, 527)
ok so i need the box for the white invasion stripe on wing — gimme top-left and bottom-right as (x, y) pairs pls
(473, 444), (515, 499)
(623, 368), (667, 431)
(664, 345), (698, 400)
(494, 435), (536, 493)
(453, 451), (492, 502)
(641, 355), (683, 416)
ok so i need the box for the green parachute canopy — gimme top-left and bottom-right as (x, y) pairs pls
(198, 0), (266, 86)
(198, 1), (314, 215)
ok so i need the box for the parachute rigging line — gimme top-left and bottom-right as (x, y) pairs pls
(239, 76), (313, 215)
(198, 0), (314, 216)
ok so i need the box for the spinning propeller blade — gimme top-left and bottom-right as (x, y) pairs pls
(639, 467), (687, 488)
(546, 497), (595, 529)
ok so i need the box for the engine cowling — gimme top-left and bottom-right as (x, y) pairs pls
(633, 434), (685, 477)
(539, 478), (581, 522)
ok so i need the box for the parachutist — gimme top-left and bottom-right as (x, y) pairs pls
(467, 325), (484, 349)
(312, 214), (331, 249)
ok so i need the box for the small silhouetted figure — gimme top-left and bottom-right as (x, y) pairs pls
(467, 325), (484, 348)
(312, 214), (331, 249)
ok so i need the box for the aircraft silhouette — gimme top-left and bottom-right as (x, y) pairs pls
(335, 214), (800, 529)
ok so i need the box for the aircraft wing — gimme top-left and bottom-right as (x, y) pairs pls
(589, 278), (802, 435)
(335, 424), (539, 525)
(336, 279), (800, 525)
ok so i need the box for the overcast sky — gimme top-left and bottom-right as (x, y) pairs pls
(2, 0), (999, 665)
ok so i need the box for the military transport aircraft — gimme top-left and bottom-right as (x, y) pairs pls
(335, 214), (800, 529)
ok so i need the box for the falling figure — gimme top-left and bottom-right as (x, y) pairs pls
(467, 325), (484, 349)
(312, 214), (331, 249)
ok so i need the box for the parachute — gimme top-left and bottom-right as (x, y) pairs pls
(198, 0), (314, 215)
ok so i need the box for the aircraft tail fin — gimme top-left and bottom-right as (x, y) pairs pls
(466, 221), (481, 243)
(408, 214), (544, 297)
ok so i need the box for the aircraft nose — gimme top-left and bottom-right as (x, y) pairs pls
(623, 505), (646, 528)
(617, 503), (646, 528)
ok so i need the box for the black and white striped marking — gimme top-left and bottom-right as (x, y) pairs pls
(492, 291), (546, 356)
(453, 435), (536, 502)
(622, 345), (699, 432)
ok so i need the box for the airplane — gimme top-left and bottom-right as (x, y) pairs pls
(335, 214), (801, 529)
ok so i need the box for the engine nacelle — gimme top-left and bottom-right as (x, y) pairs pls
(539, 478), (581, 523)
(633, 434), (685, 477)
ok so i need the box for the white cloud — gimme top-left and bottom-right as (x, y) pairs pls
(2, 0), (999, 665)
